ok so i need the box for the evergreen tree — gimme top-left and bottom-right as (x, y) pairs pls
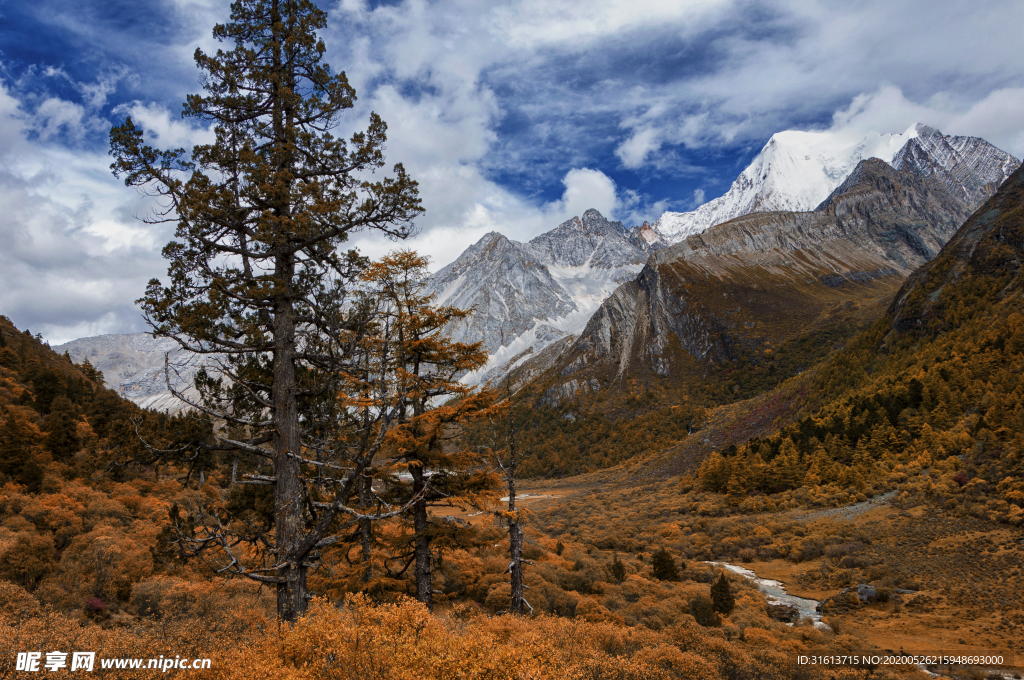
(689, 594), (721, 627)
(484, 375), (533, 615)
(78, 358), (105, 385)
(109, 0), (422, 622)
(711, 572), (735, 615)
(358, 251), (492, 610)
(651, 548), (680, 581)
(43, 395), (81, 461)
(0, 409), (44, 490)
(610, 553), (626, 583)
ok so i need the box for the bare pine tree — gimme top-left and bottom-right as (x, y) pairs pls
(488, 382), (533, 615)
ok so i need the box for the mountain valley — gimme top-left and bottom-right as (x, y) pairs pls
(3, 121), (1024, 679)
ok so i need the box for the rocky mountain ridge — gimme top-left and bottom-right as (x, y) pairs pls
(55, 333), (203, 413)
(434, 125), (1018, 388)
(534, 154), (998, 403)
(428, 208), (667, 383)
(53, 125), (1018, 411)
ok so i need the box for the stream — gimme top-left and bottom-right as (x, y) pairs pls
(706, 562), (1019, 678)
(705, 561), (831, 631)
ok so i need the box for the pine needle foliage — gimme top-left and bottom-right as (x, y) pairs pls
(710, 572), (735, 615)
(651, 548), (680, 581)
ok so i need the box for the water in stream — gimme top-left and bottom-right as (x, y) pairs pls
(706, 563), (1017, 677)
(706, 561), (831, 631)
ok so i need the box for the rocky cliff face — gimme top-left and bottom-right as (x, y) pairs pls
(889, 163), (1024, 336)
(429, 231), (577, 353)
(889, 125), (1020, 208)
(543, 157), (988, 400)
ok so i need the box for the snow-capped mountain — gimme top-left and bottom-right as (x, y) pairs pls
(436, 124), (1017, 388)
(888, 125), (1020, 206)
(427, 209), (665, 382)
(653, 124), (1018, 243)
(541, 155), (996, 403)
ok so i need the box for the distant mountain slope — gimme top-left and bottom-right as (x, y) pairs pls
(488, 156), (1006, 477)
(55, 333), (202, 413)
(888, 161), (1024, 336)
(552, 159), (977, 393)
(685, 163), (1024, 524)
(427, 209), (666, 382)
(889, 125), (1020, 207)
(653, 124), (1018, 243)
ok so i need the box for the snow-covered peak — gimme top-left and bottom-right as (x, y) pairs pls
(889, 126), (1020, 205)
(653, 124), (926, 242)
(421, 209), (663, 383)
(524, 209), (648, 269)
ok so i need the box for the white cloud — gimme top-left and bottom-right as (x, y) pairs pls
(608, 0), (1024, 166)
(949, 89), (1024, 156)
(0, 79), (172, 344)
(490, 0), (729, 47)
(544, 168), (618, 221)
(31, 98), (95, 140)
(825, 84), (1024, 157)
(117, 101), (215, 149)
(0, 85), (29, 156)
(615, 126), (660, 169)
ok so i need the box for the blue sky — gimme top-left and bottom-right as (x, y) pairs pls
(2, 0), (1024, 342)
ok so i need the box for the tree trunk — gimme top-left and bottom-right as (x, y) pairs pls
(359, 473), (373, 584)
(509, 516), (524, 614)
(269, 0), (307, 624)
(507, 414), (525, 615)
(272, 254), (307, 622)
(411, 465), (432, 611)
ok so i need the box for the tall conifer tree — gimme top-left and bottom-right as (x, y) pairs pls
(711, 572), (735, 615)
(109, 0), (422, 622)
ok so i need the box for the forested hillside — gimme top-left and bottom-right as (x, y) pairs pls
(0, 316), (163, 490)
(692, 165), (1024, 524)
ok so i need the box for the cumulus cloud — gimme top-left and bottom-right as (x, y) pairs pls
(544, 168), (618, 221)
(116, 101), (215, 149)
(490, 0), (730, 48)
(615, 126), (661, 169)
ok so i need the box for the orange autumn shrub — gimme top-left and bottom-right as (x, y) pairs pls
(200, 596), (923, 680)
